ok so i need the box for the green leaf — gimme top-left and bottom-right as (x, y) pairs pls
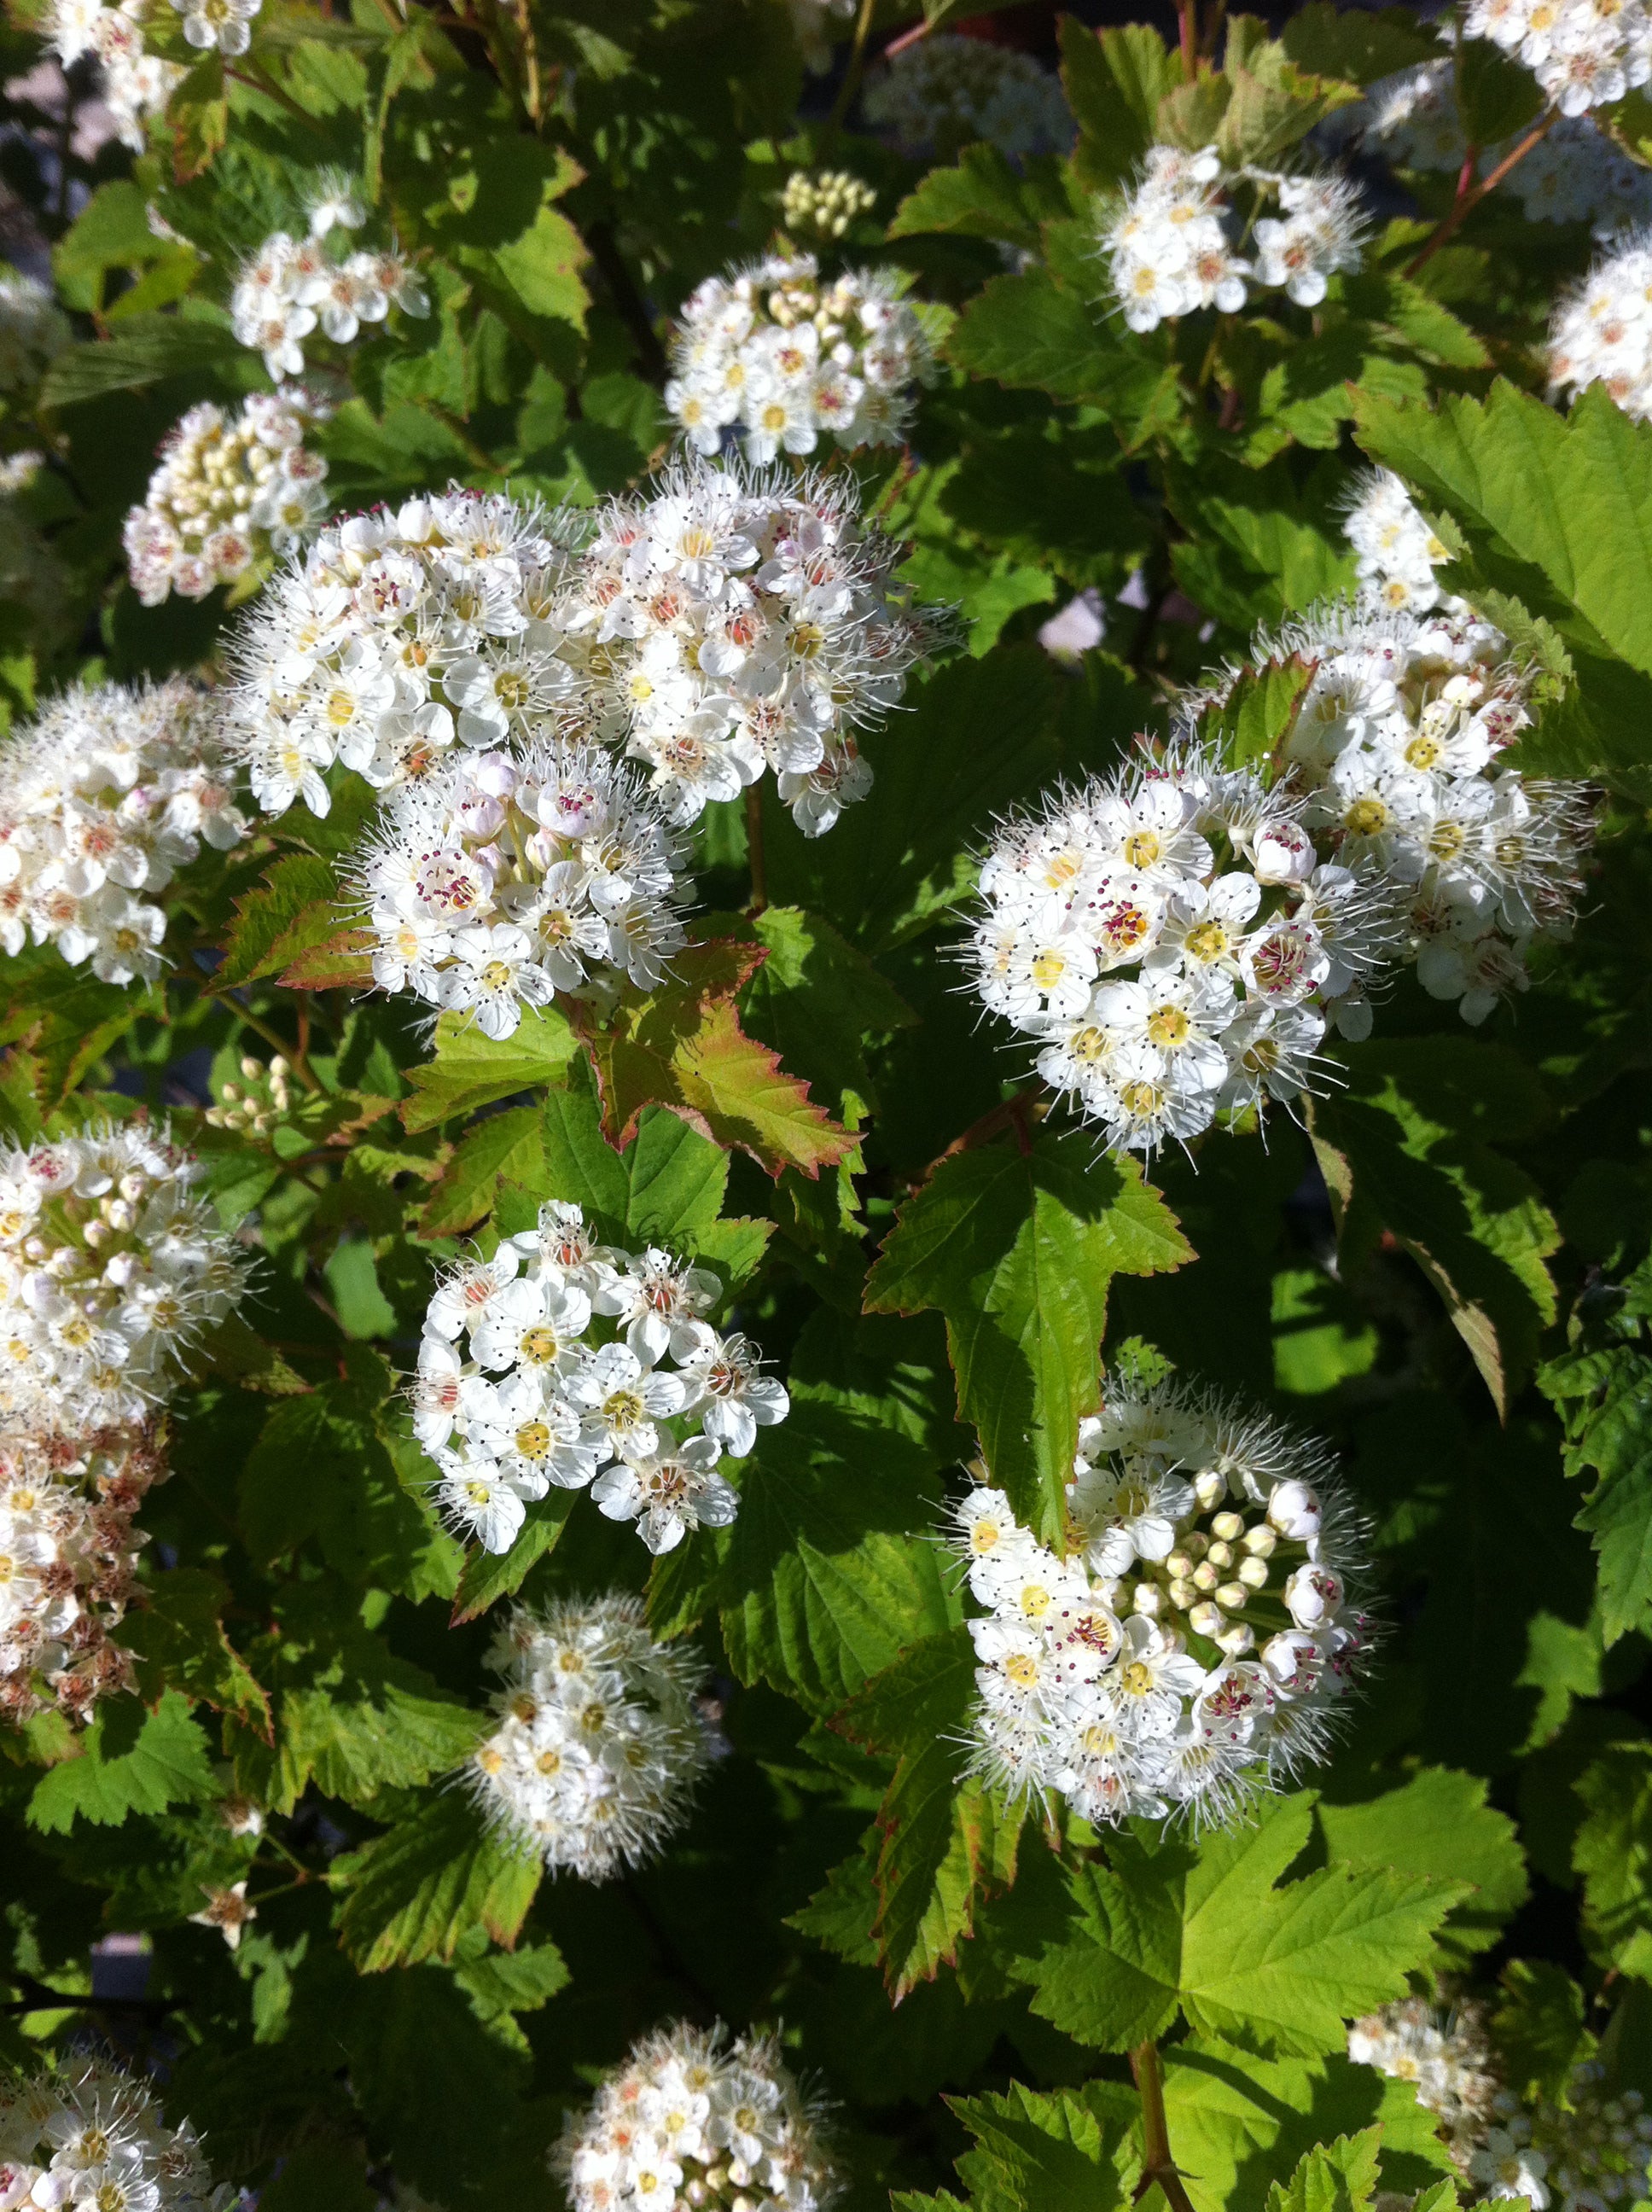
(949, 266), (1166, 420)
(1573, 1742), (1652, 1979)
(1310, 1038), (1560, 1414)
(238, 1351), (440, 1586)
(1061, 18), (1180, 185)
(247, 1614), (483, 1815)
(1539, 1345), (1652, 1645)
(449, 1489), (578, 1625)
(28, 1691), (216, 1832)
(121, 1568), (270, 1734)
(194, 1309), (312, 1395)
(742, 905), (915, 1121)
(1493, 1960), (1590, 2101)
(399, 1004), (581, 1132)
(948, 2081), (1132, 2212)
(1214, 52), (1361, 170)
(167, 47), (228, 178)
(666, 1394), (962, 1712)
(38, 311), (239, 405)
(1159, 2044), (1457, 2212)
(835, 1627), (1024, 1997)
(453, 1937), (570, 2027)
(489, 201), (590, 329)
(1201, 659), (1315, 768)
(214, 855), (346, 991)
(585, 940), (855, 1179)
(1315, 1768), (1528, 1964)
(888, 144), (1060, 249)
(864, 1131), (1190, 1538)
(1265, 2130), (1382, 2212)
(419, 1104), (545, 1237)
(1013, 1794), (1471, 2058)
(1455, 37), (1544, 143)
(1277, 5), (1438, 84)
(332, 1791), (541, 1970)
(1353, 381), (1652, 706)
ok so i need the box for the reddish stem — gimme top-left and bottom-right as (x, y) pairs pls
(1405, 112), (1556, 277)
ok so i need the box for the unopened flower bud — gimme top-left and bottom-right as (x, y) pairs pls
(1268, 1479), (1322, 1540)
(1188, 1601), (1225, 1637)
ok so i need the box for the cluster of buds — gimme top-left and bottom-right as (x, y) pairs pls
(0, 1423), (166, 1726)
(123, 390), (331, 607)
(779, 169), (878, 244)
(202, 1053), (296, 1138)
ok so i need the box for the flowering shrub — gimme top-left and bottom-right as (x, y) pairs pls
(0, 0), (1650, 2204)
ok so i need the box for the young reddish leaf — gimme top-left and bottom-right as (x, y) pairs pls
(584, 940), (854, 1179)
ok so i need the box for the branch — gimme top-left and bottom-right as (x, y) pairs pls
(1404, 108), (1556, 276)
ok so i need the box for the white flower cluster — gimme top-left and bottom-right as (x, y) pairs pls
(952, 1374), (1375, 1828)
(41, 0), (181, 150)
(1549, 229), (1652, 420)
(1347, 1997), (1504, 2179)
(0, 1121), (251, 1432)
(466, 1593), (709, 1878)
(1352, 2011), (1652, 2212)
(1104, 147), (1367, 332)
(0, 1421), (165, 1726)
(861, 33), (1074, 162)
(779, 169), (877, 245)
(1518, 2064), (1652, 2210)
(665, 253), (934, 461)
(1272, 602), (1594, 1025)
(0, 272), (68, 396)
(553, 2022), (837, 2212)
(410, 1201), (789, 1557)
(1342, 469), (1453, 615)
(230, 184), (429, 384)
(0, 2056), (235, 2210)
(222, 487), (585, 817)
(124, 390), (330, 608)
(0, 679), (251, 986)
(1358, 63), (1652, 229)
(966, 744), (1393, 1155)
(557, 459), (944, 835)
(1466, 0), (1652, 114)
(352, 733), (691, 1037)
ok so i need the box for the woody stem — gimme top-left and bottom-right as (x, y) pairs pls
(1131, 2040), (1197, 2212)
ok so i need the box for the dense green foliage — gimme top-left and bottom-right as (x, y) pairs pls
(1, 0), (1651, 2205)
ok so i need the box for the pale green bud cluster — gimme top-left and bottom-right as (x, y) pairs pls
(780, 169), (877, 243)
